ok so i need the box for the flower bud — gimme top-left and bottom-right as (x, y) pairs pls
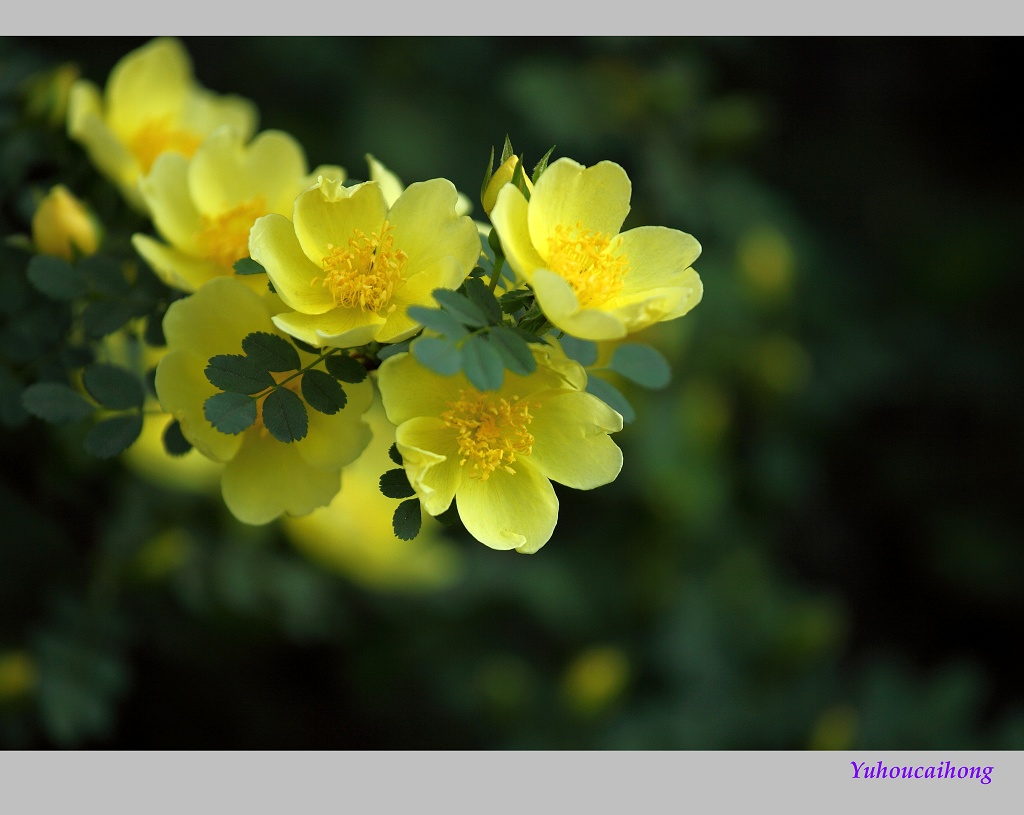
(482, 155), (534, 215)
(31, 185), (102, 261)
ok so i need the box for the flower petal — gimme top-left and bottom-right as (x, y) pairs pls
(456, 460), (557, 553)
(249, 213), (335, 314)
(221, 430), (340, 525)
(105, 37), (191, 137)
(531, 268), (627, 341)
(138, 150), (203, 254)
(366, 153), (405, 208)
(292, 179), (387, 268)
(394, 416), (463, 516)
(178, 88), (257, 142)
(606, 271), (703, 333)
(271, 308), (385, 349)
(489, 184), (546, 284)
(618, 225), (702, 295)
(377, 352), (472, 427)
(379, 256), (469, 344)
(387, 179), (480, 278)
(529, 391), (623, 489)
(133, 233), (261, 294)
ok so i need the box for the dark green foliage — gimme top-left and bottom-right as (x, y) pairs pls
(81, 363), (144, 410)
(242, 331), (300, 372)
(83, 414), (143, 458)
(488, 326), (537, 376)
(203, 391), (257, 435)
(609, 343), (671, 390)
(21, 382), (94, 424)
(261, 387), (308, 443)
(379, 468), (415, 499)
(300, 369), (347, 415)
(26, 256), (87, 300)
(324, 353), (367, 383)
(585, 376), (635, 423)
(161, 418), (193, 457)
(232, 258), (266, 275)
(461, 334), (505, 391)
(387, 442), (402, 465)
(204, 354), (274, 395)
(406, 305), (468, 339)
(392, 498), (422, 541)
(411, 336), (462, 376)
(432, 287), (488, 328)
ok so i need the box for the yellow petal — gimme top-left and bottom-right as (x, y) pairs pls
(133, 233), (228, 293)
(379, 256), (470, 344)
(456, 460), (557, 553)
(606, 274), (703, 333)
(531, 268), (627, 341)
(292, 179), (387, 269)
(365, 153), (405, 208)
(294, 378), (374, 470)
(138, 151), (203, 254)
(529, 391), (623, 489)
(377, 352), (472, 427)
(221, 430), (340, 525)
(387, 179), (480, 278)
(617, 225), (702, 295)
(528, 158), (631, 261)
(105, 38), (191, 137)
(394, 416), (463, 516)
(178, 87), (257, 142)
(249, 213), (335, 315)
(489, 183), (546, 284)
(272, 307), (386, 349)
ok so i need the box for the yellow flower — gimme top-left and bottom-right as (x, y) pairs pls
(283, 399), (463, 593)
(31, 184), (102, 261)
(489, 157), (703, 341)
(154, 276), (373, 525)
(366, 153), (474, 216)
(67, 37), (257, 211)
(481, 154), (534, 215)
(249, 175), (480, 348)
(131, 126), (344, 294)
(376, 344), (623, 554)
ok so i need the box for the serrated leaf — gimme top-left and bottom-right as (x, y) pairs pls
(241, 331), (300, 372)
(261, 387), (308, 443)
(205, 354), (274, 395)
(532, 145), (556, 183)
(609, 343), (672, 389)
(82, 300), (135, 338)
(203, 391), (257, 435)
(392, 498), (422, 541)
(488, 326), (537, 376)
(379, 468), (415, 499)
(233, 257), (266, 275)
(500, 288), (534, 315)
(560, 335), (599, 367)
(388, 443), (402, 465)
(84, 414), (143, 459)
(324, 353), (367, 383)
(301, 369), (347, 415)
(412, 336), (463, 376)
(26, 255), (87, 300)
(585, 376), (636, 423)
(82, 363), (145, 410)
(432, 288), (488, 327)
(162, 418), (193, 456)
(463, 276), (503, 324)
(406, 305), (468, 339)
(21, 382), (94, 424)
(462, 335), (504, 391)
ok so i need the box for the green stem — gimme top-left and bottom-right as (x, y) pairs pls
(251, 347), (346, 399)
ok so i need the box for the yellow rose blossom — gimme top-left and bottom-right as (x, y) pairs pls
(376, 344), (623, 554)
(31, 185), (102, 261)
(248, 175), (480, 348)
(283, 399), (463, 593)
(66, 37), (257, 211)
(154, 276), (373, 525)
(489, 156), (703, 341)
(131, 126), (344, 294)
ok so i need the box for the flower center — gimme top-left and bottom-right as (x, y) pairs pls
(128, 116), (203, 174)
(197, 196), (268, 270)
(546, 222), (628, 307)
(441, 390), (536, 481)
(314, 221), (407, 313)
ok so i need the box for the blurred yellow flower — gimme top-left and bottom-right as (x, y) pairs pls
(67, 37), (257, 211)
(283, 399), (463, 593)
(132, 126), (343, 294)
(31, 184), (101, 261)
(562, 645), (630, 716)
(489, 157), (703, 341)
(155, 277), (373, 525)
(249, 175), (480, 348)
(377, 344), (623, 554)
(0, 651), (36, 701)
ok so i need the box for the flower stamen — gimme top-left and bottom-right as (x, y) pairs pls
(197, 196), (268, 270)
(441, 390), (536, 480)
(546, 221), (628, 307)
(129, 115), (203, 173)
(313, 221), (407, 313)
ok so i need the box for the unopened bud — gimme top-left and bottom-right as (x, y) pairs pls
(482, 155), (534, 215)
(31, 185), (102, 261)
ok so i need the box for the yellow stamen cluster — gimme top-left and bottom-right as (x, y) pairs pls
(129, 116), (203, 173)
(197, 196), (268, 269)
(441, 390), (537, 480)
(546, 221), (629, 307)
(314, 221), (407, 312)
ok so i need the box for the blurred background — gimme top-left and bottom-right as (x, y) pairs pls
(1, 36), (1021, 749)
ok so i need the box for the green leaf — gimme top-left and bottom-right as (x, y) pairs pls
(500, 288), (535, 315)
(463, 276), (503, 324)
(392, 498), (422, 541)
(406, 305), (468, 339)
(84, 414), (143, 458)
(379, 468), (415, 499)
(462, 335), (505, 391)
(205, 354), (274, 395)
(203, 391), (257, 435)
(585, 376), (636, 423)
(143, 310), (166, 347)
(609, 343), (672, 389)
(0, 366), (28, 428)
(261, 387), (308, 443)
(559, 335), (598, 367)
(432, 288), (488, 327)
(162, 418), (193, 457)
(242, 331), (300, 372)
(480, 143), (495, 201)
(26, 255), (87, 300)
(22, 382), (94, 424)
(82, 363), (145, 410)
(290, 336), (320, 355)
(233, 257), (266, 275)
(376, 340), (411, 362)
(324, 353), (367, 383)
(434, 502), (461, 527)
(82, 300), (135, 338)
(412, 336), (463, 376)
(80, 255), (130, 296)
(301, 369), (347, 415)
(488, 326), (537, 376)
(511, 158), (530, 201)
(532, 145), (556, 183)
(388, 443), (402, 465)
